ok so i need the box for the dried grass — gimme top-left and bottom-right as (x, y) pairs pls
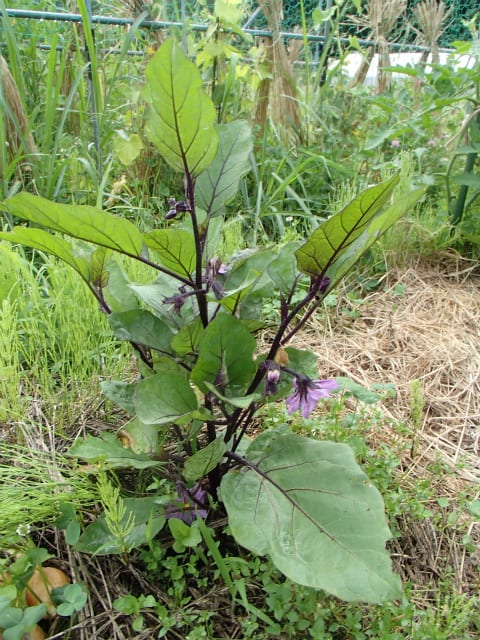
(0, 54), (36, 177)
(255, 0), (303, 143)
(305, 255), (480, 476)
(411, 0), (452, 64)
(349, 0), (407, 91)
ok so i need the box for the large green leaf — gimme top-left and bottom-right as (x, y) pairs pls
(134, 371), (198, 425)
(326, 187), (425, 289)
(190, 314), (257, 395)
(195, 120), (253, 217)
(0, 227), (91, 281)
(3, 192), (143, 256)
(221, 427), (402, 603)
(144, 38), (218, 176)
(109, 309), (174, 355)
(144, 229), (196, 279)
(295, 175), (400, 277)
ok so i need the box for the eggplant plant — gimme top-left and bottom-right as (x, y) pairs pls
(0, 38), (424, 603)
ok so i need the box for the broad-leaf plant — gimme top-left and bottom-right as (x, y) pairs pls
(0, 38), (424, 604)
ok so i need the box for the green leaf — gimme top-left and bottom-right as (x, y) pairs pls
(221, 427), (402, 603)
(4, 193), (143, 256)
(195, 120), (253, 217)
(129, 281), (193, 321)
(214, 0), (244, 23)
(190, 314), (257, 395)
(326, 187), (425, 290)
(212, 271), (258, 313)
(266, 243), (301, 294)
(144, 229), (196, 279)
(134, 372), (198, 425)
(55, 503), (81, 545)
(68, 433), (163, 470)
(336, 377), (381, 404)
(120, 417), (160, 454)
(171, 317), (204, 356)
(101, 380), (136, 414)
(113, 131), (144, 166)
(109, 309), (174, 354)
(0, 228), (91, 280)
(296, 175), (401, 278)
(204, 381), (261, 409)
(451, 172), (480, 188)
(312, 6), (337, 26)
(144, 38), (218, 176)
(53, 583), (88, 616)
(168, 519), (202, 552)
(75, 497), (165, 555)
(104, 259), (140, 311)
(184, 437), (228, 483)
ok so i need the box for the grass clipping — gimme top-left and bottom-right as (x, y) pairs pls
(307, 258), (480, 481)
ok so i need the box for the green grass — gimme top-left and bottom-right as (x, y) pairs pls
(0, 442), (99, 548)
(0, 244), (133, 427)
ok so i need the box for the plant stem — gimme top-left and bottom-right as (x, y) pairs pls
(185, 172), (209, 326)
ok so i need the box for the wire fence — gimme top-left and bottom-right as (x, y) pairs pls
(2, 6), (437, 58)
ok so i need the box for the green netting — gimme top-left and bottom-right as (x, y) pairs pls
(409, 0), (478, 45)
(278, 0), (477, 46)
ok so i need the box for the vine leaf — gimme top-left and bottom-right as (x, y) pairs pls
(109, 309), (175, 355)
(220, 427), (402, 603)
(144, 38), (218, 177)
(325, 187), (426, 289)
(68, 433), (163, 470)
(184, 437), (228, 483)
(75, 497), (165, 555)
(195, 120), (253, 217)
(2, 192), (143, 256)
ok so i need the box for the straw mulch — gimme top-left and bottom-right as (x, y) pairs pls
(302, 252), (480, 593)
(307, 254), (480, 477)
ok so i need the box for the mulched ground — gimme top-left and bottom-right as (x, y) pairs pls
(8, 252), (480, 639)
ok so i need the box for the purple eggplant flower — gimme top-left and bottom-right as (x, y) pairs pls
(165, 483), (208, 525)
(166, 197), (191, 220)
(286, 376), (339, 418)
(264, 360), (281, 395)
(163, 292), (187, 314)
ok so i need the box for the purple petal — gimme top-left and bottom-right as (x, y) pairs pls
(286, 390), (300, 414)
(285, 378), (339, 419)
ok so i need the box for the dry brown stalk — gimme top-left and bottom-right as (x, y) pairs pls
(0, 54), (37, 178)
(256, 0), (303, 143)
(411, 0), (452, 64)
(349, 0), (407, 92)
